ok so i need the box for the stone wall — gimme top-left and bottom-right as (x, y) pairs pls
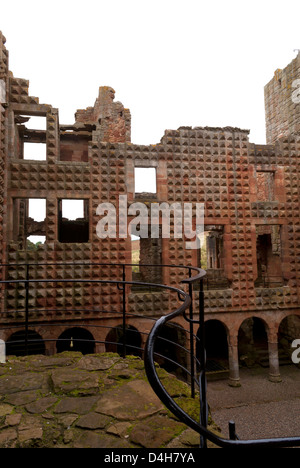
(0, 31), (300, 388)
(264, 52), (300, 144)
(0, 33), (8, 271)
(3, 88), (300, 317)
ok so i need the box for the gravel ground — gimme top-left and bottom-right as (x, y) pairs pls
(207, 365), (300, 444)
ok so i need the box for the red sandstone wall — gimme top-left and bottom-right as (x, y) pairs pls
(264, 53), (300, 144)
(0, 32), (9, 279)
(1, 37), (300, 330)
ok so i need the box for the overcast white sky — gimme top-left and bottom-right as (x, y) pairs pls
(1, 0), (300, 146)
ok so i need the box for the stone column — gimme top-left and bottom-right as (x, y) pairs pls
(44, 340), (56, 356)
(0, 339), (5, 363)
(228, 335), (241, 387)
(268, 338), (282, 383)
(96, 343), (106, 354)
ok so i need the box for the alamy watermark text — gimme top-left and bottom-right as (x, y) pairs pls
(96, 196), (204, 250)
(292, 339), (300, 364)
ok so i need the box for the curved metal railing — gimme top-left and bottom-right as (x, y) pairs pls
(144, 267), (300, 448)
(0, 261), (200, 381)
(0, 262), (300, 448)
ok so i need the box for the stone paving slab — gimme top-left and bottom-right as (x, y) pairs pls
(0, 352), (221, 448)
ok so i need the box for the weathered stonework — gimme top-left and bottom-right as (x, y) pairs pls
(265, 52), (300, 144)
(0, 352), (220, 448)
(0, 32), (299, 385)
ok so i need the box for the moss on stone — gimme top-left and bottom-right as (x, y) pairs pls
(0, 352), (222, 448)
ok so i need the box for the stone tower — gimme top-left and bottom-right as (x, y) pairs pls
(264, 51), (300, 144)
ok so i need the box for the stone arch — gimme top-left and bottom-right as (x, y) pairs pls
(278, 314), (300, 364)
(238, 317), (269, 368)
(6, 329), (45, 356)
(198, 319), (229, 372)
(56, 327), (95, 355)
(153, 322), (187, 377)
(105, 325), (142, 357)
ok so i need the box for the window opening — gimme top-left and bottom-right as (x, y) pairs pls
(134, 167), (157, 195)
(255, 227), (283, 287)
(29, 198), (46, 221)
(27, 235), (46, 248)
(15, 114), (47, 160)
(62, 199), (84, 220)
(20, 115), (47, 131)
(58, 199), (89, 243)
(23, 142), (47, 161)
(199, 226), (229, 290)
(131, 227), (162, 285)
(14, 198), (47, 249)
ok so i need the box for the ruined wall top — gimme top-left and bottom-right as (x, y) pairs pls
(264, 52), (300, 145)
(75, 86), (131, 143)
(0, 32), (8, 105)
(0, 32), (8, 80)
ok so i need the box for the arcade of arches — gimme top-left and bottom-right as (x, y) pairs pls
(5, 312), (300, 386)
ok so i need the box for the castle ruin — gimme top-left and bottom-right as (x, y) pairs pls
(0, 31), (300, 385)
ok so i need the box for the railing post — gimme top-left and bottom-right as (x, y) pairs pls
(229, 421), (238, 441)
(199, 276), (208, 448)
(122, 264), (126, 358)
(188, 269), (195, 399)
(25, 263), (30, 356)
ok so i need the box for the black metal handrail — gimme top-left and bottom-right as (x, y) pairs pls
(0, 262), (300, 448)
(144, 267), (300, 448)
(0, 261), (203, 372)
